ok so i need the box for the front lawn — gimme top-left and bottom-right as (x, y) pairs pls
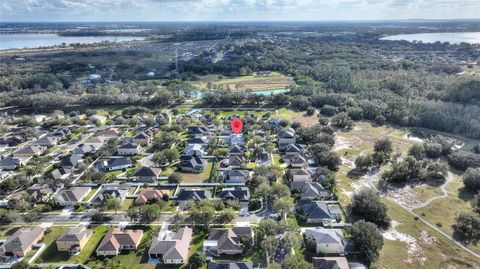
(178, 161), (213, 183)
(36, 225), (109, 264)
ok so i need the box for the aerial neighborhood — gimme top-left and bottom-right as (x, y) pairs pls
(0, 107), (368, 269)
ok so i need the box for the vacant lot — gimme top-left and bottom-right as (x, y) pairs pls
(192, 72), (293, 91)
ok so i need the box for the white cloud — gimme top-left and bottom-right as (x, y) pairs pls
(0, 0), (479, 21)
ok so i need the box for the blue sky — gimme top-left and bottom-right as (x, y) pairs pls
(1, 0), (479, 22)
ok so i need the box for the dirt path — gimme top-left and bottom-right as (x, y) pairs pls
(410, 172), (454, 210)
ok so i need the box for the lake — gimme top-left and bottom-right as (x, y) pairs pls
(380, 32), (480, 44)
(0, 33), (144, 50)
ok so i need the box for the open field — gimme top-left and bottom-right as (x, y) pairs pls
(192, 72), (293, 91)
(332, 121), (480, 268)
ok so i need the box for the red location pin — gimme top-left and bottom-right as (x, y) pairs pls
(231, 118), (243, 135)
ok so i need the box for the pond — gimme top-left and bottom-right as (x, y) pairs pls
(380, 32), (480, 44)
(0, 33), (145, 50)
(250, 88), (290, 95)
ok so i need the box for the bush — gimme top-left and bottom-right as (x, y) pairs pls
(463, 168), (480, 192)
(448, 151), (480, 170)
(350, 188), (390, 228)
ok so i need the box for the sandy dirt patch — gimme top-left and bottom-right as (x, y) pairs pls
(382, 220), (427, 265)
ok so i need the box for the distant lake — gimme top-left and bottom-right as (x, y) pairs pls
(251, 89), (290, 95)
(0, 33), (144, 50)
(380, 32), (480, 44)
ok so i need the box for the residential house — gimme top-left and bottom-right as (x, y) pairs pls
(225, 169), (249, 183)
(284, 143), (304, 155)
(56, 226), (93, 256)
(187, 136), (210, 145)
(291, 182), (331, 200)
(130, 166), (162, 182)
(12, 145), (45, 158)
(61, 155), (82, 170)
(0, 227), (45, 259)
(89, 115), (107, 124)
(155, 112), (172, 125)
(300, 201), (338, 224)
(132, 132), (152, 146)
(188, 126), (210, 138)
(96, 157), (133, 172)
(96, 229), (144, 256)
(304, 228), (346, 255)
(277, 128), (296, 149)
(229, 155), (246, 169)
(96, 129), (119, 139)
(203, 226), (252, 256)
(91, 186), (128, 205)
(180, 155), (207, 173)
(227, 134), (244, 145)
(73, 144), (96, 155)
(33, 136), (59, 147)
(11, 184), (56, 204)
(208, 261), (253, 269)
(117, 143), (140, 156)
(83, 137), (105, 150)
(51, 128), (72, 139)
(48, 168), (69, 181)
(148, 226), (192, 264)
(288, 154), (309, 168)
(286, 168), (312, 182)
(134, 189), (168, 206)
(185, 144), (206, 157)
(176, 189), (210, 209)
(56, 186), (91, 206)
(0, 156), (27, 170)
(220, 187), (250, 206)
(229, 144), (245, 155)
(312, 257), (350, 269)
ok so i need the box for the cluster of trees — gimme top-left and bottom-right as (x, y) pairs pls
(186, 200), (238, 232)
(382, 157), (448, 183)
(127, 200), (170, 223)
(348, 189), (387, 264)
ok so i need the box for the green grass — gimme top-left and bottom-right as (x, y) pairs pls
(86, 226), (157, 269)
(375, 199), (480, 269)
(36, 226), (109, 264)
(121, 198), (135, 211)
(272, 154), (282, 166)
(82, 187), (99, 202)
(178, 160), (214, 183)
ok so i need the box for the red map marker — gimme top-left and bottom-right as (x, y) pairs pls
(231, 118), (243, 135)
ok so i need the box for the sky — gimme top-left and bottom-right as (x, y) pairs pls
(0, 0), (479, 22)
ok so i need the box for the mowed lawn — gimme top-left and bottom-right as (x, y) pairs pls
(36, 226), (109, 264)
(178, 160), (213, 183)
(87, 226), (158, 269)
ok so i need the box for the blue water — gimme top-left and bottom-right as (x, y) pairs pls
(0, 33), (144, 50)
(251, 89), (290, 95)
(380, 32), (480, 44)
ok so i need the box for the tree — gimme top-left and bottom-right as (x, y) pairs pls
(472, 194), (480, 214)
(167, 172), (183, 183)
(350, 220), (384, 264)
(452, 213), (480, 243)
(310, 143), (341, 171)
(382, 156), (426, 183)
(101, 196), (122, 213)
(463, 168), (480, 192)
(355, 154), (373, 171)
(273, 197), (295, 219)
(408, 143), (425, 159)
(282, 254), (313, 269)
(188, 251), (206, 269)
(448, 151), (480, 171)
(331, 112), (354, 129)
(261, 235), (280, 264)
(373, 138), (393, 165)
(426, 162), (448, 180)
(306, 106), (315, 116)
(189, 203), (215, 232)
(217, 208), (236, 223)
(424, 142), (443, 158)
(11, 260), (30, 269)
(350, 188), (390, 228)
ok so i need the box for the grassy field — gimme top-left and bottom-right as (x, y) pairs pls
(375, 200), (480, 269)
(192, 72), (293, 91)
(36, 225), (109, 264)
(178, 160), (214, 183)
(332, 121), (480, 268)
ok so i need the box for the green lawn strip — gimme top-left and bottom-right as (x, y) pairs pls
(82, 187), (99, 202)
(34, 227), (65, 264)
(37, 226), (109, 264)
